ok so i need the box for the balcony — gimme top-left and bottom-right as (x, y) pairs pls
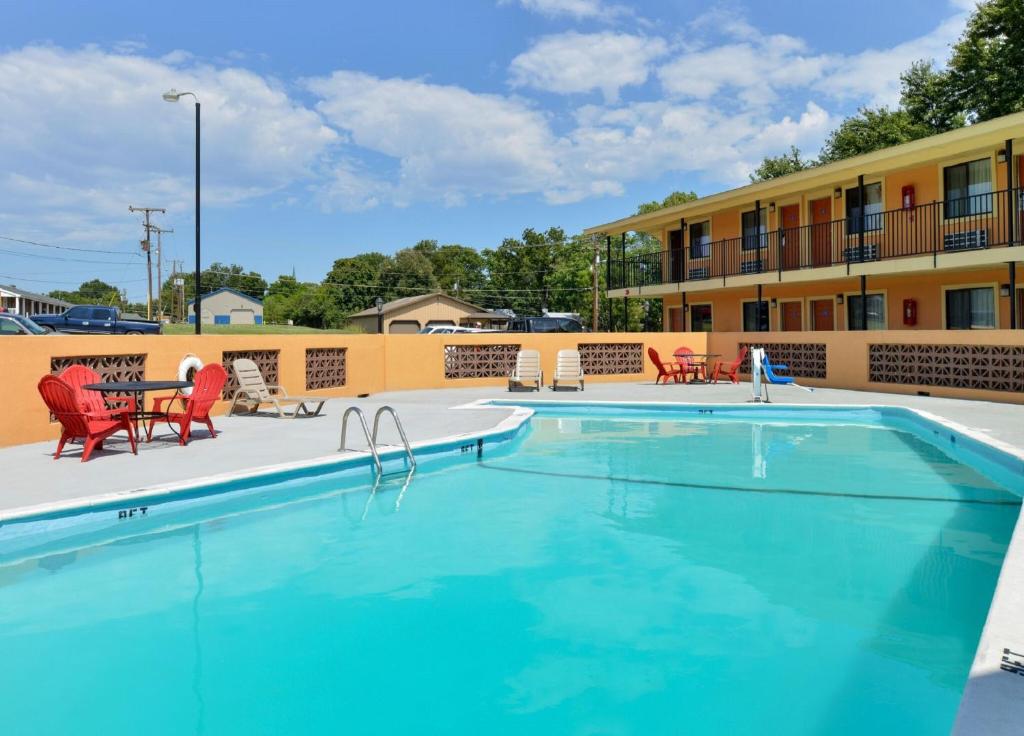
(608, 188), (1023, 291)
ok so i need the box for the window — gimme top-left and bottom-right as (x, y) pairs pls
(846, 293), (886, 330)
(845, 182), (882, 234)
(688, 221), (711, 259)
(66, 306), (90, 319)
(742, 301), (769, 331)
(944, 158), (992, 218)
(945, 287), (995, 329)
(741, 209), (768, 250)
(91, 308), (111, 320)
(690, 304), (712, 332)
(0, 317), (25, 335)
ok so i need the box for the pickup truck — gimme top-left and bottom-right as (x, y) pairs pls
(31, 305), (162, 335)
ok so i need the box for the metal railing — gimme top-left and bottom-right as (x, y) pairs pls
(609, 187), (1022, 290)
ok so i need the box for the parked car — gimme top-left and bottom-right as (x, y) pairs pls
(506, 316), (586, 333)
(31, 305), (162, 335)
(416, 325), (494, 334)
(0, 312), (53, 335)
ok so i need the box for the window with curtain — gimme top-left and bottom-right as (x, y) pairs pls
(741, 209), (768, 250)
(944, 158), (992, 218)
(689, 221), (711, 258)
(945, 287), (995, 329)
(846, 293), (886, 330)
(742, 301), (769, 331)
(845, 182), (883, 234)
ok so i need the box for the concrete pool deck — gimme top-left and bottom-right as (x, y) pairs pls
(2, 380), (1022, 734)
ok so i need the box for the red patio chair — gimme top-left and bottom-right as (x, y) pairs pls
(147, 363), (227, 445)
(673, 346), (705, 382)
(38, 374), (137, 462)
(711, 346), (749, 384)
(60, 364), (136, 424)
(648, 347), (684, 385)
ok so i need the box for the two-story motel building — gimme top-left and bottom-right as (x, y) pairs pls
(588, 112), (1024, 334)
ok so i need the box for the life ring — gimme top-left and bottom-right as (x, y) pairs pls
(177, 354), (204, 395)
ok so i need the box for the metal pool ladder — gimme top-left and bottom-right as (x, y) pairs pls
(339, 405), (416, 475)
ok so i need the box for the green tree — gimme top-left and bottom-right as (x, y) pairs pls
(49, 279), (124, 307)
(899, 60), (964, 133)
(200, 262), (267, 298)
(817, 107), (930, 164)
(635, 190), (698, 215)
(945, 0), (1024, 122)
(321, 252), (391, 319)
(381, 247), (437, 300)
(413, 240), (488, 293)
(749, 146), (815, 182)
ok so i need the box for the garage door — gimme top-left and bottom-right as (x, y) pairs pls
(388, 320), (421, 334)
(230, 309), (256, 325)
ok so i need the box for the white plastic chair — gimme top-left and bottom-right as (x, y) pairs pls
(552, 349), (584, 391)
(508, 349), (543, 391)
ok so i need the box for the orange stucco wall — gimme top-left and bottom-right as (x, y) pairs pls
(662, 266), (1021, 332)
(4, 331), (705, 447)
(706, 329), (1024, 404)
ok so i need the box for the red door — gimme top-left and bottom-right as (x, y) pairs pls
(811, 299), (833, 331)
(810, 197), (832, 267)
(781, 301), (802, 331)
(781, 204), (800, 270)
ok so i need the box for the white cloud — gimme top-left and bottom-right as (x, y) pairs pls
(510, 31), (666, 103)
(306, 71), (570, 208)
(0, 44), (337, 241)
(501, 0), (631, 21)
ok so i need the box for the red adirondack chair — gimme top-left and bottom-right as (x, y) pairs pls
(673, 346), (705, 382)
(711, 346), (749, 384)
(38, 374), (137, 462)
(648, 347), (684, 385)
(147, 363), (227, 445)
(60, 364), (136, 424)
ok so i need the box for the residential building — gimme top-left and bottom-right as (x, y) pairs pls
(587, 112), (1024, 333)
(188, 287), (264, 325)
(0, 284), (72, 316)
(348, 293), (510, 333)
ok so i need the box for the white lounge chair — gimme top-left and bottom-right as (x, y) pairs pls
(228, 358), (327, 418)
(552, 349), (584, 391)
(508, 349), (543, 391)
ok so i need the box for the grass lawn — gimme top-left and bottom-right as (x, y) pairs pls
(162, 323), (361, 335)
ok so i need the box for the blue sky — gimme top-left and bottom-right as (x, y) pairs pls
(0, 0), (974, 301)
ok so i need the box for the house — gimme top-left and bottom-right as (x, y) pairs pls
(0, 285), (72, 316)
(188, 287), (264, 325)
(587, 111), (1024, 333)
(347, 292), (510, 333)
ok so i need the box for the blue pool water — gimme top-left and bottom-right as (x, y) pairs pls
(0, 409), (1019, 735)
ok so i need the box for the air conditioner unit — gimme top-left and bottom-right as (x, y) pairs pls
(688, 267), (709, 280)
(943, 229), (988, 251)
(843, 243), (879, 262)
(740, 260), (763, 274)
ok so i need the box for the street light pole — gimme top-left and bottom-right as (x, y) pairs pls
(376, 296), (384, 334)
(163, 89), (201, 335)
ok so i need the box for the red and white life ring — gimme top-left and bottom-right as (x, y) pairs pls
(177, 354), (204, 395)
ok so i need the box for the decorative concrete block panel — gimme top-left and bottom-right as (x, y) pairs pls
(222, 349), (280, 399)
(305, 347), (347, 390)
(50, 353), (147, 383)
(869, 343), (1024, 393)
(577, 342), (645, 375)
(444, 344), (521, 379)
(739, 342), (827, 379)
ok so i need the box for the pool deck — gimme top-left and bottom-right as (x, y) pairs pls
(2, 380), (1023, 734)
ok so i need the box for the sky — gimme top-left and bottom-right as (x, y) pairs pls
(0, 0), (977, 302)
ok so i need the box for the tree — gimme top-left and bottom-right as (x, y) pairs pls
(200, 262), (267, 298)
(749, 146), (814, 182)
(413, 240), (488, 293)
(49, 279), (124, 307)
(635, 190), (698, 215)
(899, 60), (964, 133)
(817, 107), (930, 164)
(945, 0), (1024, 122)
(320, 252), (390, 319)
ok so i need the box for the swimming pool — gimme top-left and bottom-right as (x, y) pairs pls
(1, 405), (1020, 734)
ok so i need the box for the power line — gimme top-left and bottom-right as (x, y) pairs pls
(0, 273), (147, 286)
(0, 234), (133, 255)
(0, 246), (139, 266)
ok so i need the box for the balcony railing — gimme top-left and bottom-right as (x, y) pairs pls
(609, 188), (1022, 290)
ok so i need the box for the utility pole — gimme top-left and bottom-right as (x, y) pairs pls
(591, 235), (600, 331)
(150, 226), (174, 321)
(129, 206), (166, 320)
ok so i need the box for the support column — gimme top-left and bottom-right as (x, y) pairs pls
(860, 275), (868, 331)
(605, 235), (612, 331)
(857, 174), (866, 264)
(682, 291), (687, 332)
(621, 232), (628, 333)
(1011, 262), (1018, 330)
(1006, 139), (1015, 247)
(756, 284), (763, 332)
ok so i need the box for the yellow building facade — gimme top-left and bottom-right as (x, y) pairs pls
(587, 113), (1024, 334)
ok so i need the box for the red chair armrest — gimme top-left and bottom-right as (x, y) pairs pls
(151, 394), (183, 412)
